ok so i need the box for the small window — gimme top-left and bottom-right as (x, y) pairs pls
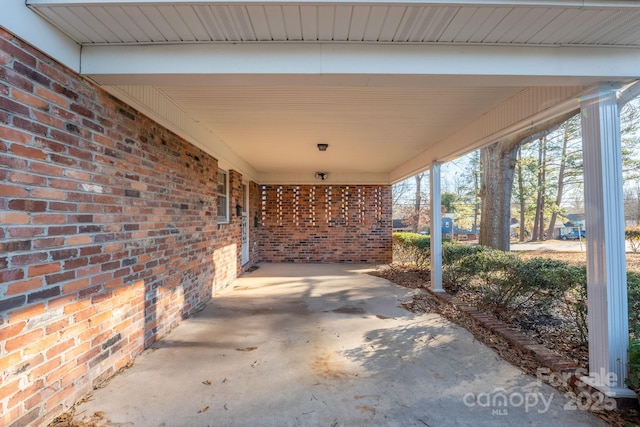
(216, 169), (229, 223)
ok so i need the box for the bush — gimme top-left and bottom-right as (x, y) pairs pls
(628, 272), (640, 338)
(471, 249), (525, 311)
(392, 232), (430, 268)
(626, 337), (640, 392)
(442, 246), (584, 322)
(442, 242), (485, 264)
(513, 258), (579, 312)
(556, 267), (588, 344)
(391, 235), (640, 344)
(441, 242), (486, 293)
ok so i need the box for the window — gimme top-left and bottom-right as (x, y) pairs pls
(216, 168), (229, 223)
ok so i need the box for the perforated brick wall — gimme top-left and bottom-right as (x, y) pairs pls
(257, 185), (392, 263)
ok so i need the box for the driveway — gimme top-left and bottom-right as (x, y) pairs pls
(510, 240), (587, 252)
(74, 264), (607, 426)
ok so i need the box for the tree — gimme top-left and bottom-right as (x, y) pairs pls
(441, 192), (458, 213)
(392, 174), (430, 232)
(531, 137), (547, 242)
(479, 111), (579, 250)
(546, 116), (580, 239)
(412, 173), (425, 232)
(516, 146), (527, 242)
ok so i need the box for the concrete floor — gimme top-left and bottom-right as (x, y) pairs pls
(75, 264), (608, 427)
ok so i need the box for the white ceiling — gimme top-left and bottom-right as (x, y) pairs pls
(24, 1), (640, 184)
(156, 85), (523, 175)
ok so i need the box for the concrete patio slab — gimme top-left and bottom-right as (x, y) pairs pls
(74, 264), (608, 427)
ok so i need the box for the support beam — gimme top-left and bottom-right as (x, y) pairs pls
(81, 44), (640, 84)
(580, 84), (634, 397)
(430, 163), (443, 293)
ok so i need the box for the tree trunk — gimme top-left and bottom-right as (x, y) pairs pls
(412, 173), (423, 232)
(517, 147), (526, 242)
(479, 142), (519, 251)
(478, 109), (578, 250)
(473, 151), (480, 238)
(539, 139), (547, 240)
(547, 123), (569, 238)
(531, 139), (543, 242)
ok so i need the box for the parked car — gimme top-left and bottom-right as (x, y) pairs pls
(560, 230), (586, 240)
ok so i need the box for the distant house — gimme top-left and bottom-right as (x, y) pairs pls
(562, 213), (586, 237)
(393, 219), (412, 232)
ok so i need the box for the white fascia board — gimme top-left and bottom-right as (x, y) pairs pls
(25, 0), (640, 8)
(3, 0), (80, 72)
(81, 43), (640, 82)
(104, 85), (259, 182)
(389, 85), (584, 183)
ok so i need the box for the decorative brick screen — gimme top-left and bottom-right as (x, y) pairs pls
(257, 185), (392, 263)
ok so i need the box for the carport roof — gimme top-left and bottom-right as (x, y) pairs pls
(21, 0), (640, 184)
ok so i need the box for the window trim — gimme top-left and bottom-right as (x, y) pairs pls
(216, 168), (229, 224)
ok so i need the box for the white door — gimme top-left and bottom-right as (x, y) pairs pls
(241, 183), (249, 265)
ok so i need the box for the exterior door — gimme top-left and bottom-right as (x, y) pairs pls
(241, 183), (250, 265)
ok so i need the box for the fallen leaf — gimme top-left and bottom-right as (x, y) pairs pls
(198, 406), (209, 413)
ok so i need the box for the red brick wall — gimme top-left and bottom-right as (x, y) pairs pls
(257, 185), (392, 263)
(0, 29), (246, 426)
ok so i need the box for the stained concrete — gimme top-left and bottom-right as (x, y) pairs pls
(75, 264), (608, 426)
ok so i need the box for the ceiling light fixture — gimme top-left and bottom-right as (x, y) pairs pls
(317, 143), (328, 151)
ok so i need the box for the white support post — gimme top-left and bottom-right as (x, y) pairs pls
(580, 84), (634, 397)
(430, 163), (443, 293)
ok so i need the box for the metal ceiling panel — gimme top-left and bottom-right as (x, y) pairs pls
(264, 5), (287, 40)
(282, 5), (302, 41)
(348, 6), (370, 41)
(247, 5), (272, 41)
(466, 7), (510, 43)
(25, 2), (640, 46)
(102, 6), (150, 43)
(300, 6), (318, 41)
(332, 6), (352, 41)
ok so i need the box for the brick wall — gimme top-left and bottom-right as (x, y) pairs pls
(257, 185), (392, 263)
(0, 29), (247, 426)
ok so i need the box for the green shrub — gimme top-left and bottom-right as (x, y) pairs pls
(558, 270), (640, 345)
(442, 242), (486, 265)
(626, 337), (640, 391)
(556, 267), (588, 344)
(392, 232), (431, 268)
(471, 249), (524, 310)
(628, 272), (640, 338)
(513, 258), (578, 313)
(441, 242), (487, 293)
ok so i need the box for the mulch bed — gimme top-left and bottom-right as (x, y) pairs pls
(371, 263), (640, 427)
